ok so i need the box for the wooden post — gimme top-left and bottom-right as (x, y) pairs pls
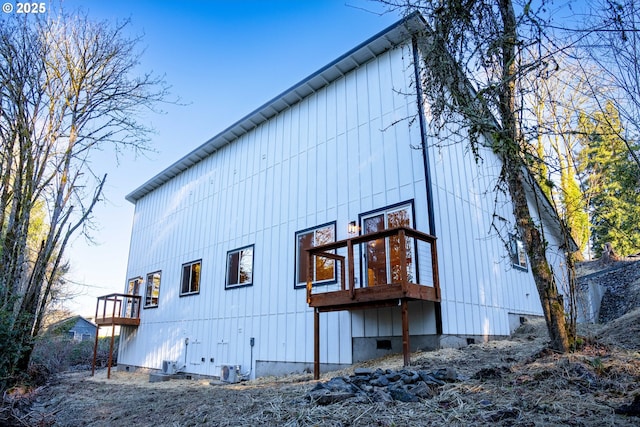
(401, 299), (410, 366)
(91, 326), (100, 376)
(347, 239), (355, 298)
(107, 320), (115, 379)
(314, 308), (320, 380)
(91, 297), (100, 376)
(398, 229), (408, 287)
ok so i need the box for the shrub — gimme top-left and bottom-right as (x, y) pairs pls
(30, 335), (119, 375)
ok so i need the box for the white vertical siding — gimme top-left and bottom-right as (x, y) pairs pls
(121, 43), (433, 375)
(121, 32), (570, 375)
(426, 111), (565, 338)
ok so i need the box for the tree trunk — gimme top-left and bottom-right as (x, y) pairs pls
(505, 165), (570, 352)
(498, 0), (570, 352)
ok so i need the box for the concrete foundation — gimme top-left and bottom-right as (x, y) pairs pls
(352, 335), (440, 363)
(255, 360), (349, 378)
(508, 313), (545, 333)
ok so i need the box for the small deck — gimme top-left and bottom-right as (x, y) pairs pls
(94, 293), (141, 327)
(306, 226), (441, 309)
(92, 293), (141, 378)
(305, 226), (441, 379)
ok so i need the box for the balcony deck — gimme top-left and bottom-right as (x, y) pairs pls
(306, 226), (440, 309)
(93, 293), (141, 327)
(92, 293), (141, 379)
(305, 226), (440, 379)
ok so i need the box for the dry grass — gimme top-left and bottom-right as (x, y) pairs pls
(6, 316), (637, 426)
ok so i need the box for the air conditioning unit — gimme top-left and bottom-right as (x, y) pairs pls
(220, 364), (240, 383)
(162, 360), (178, 375)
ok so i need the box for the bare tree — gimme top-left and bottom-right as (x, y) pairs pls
(580, 0), (640, 171)
(0, 10), (167, 389)
(381, 0), (574, 351)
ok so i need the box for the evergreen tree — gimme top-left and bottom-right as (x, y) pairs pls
(559, 151), (590, 258)
(578, 101), (640, 257)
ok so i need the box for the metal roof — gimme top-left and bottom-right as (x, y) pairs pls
(125, 13), (426, 203)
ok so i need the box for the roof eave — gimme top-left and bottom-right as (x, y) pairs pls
(125, 12), (426, 204)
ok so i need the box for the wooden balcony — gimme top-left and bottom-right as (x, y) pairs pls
(94, 293), (141, 327)
(92, 293), (141, 379)
(306, 226), (440, 311)
(305, 226), (441, 379)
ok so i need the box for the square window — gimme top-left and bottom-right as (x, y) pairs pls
(144, 271), (161, 308)
(510, 235), (528, 270)
(180, 260), (201, 296)
(226, 245), (254, 289)
(294, 222), (336, 288)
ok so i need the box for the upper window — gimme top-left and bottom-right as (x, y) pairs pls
(180, 260), (201, 296)
(125, 277), (142, 317)
(226, 245), (254, 289)
(144, 271), (161, 308)
(127, 276), (142, 295)
(361, 202), (416, 286)
(510, 235), (528, 271)
(295, 222), (336, 288)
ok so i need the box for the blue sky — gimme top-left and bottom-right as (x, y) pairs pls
(57, 0), (401, 315)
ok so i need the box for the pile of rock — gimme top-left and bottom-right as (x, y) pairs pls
(306, 367), (458, 405)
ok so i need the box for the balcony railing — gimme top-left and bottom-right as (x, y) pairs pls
(94, 293), (141, 327)
(306, 226), (440, 312)
(92, 293), (141, 379)
(306, 226), (440, 379)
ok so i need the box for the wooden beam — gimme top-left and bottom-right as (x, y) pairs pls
(316, 299), (400, 313)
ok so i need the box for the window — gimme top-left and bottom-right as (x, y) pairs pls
(181, 260), (201, 296)
(226, 245), (254, 289)
(145, 271), (161, 308)
(361, 202), (416, 286)
(127, 277), (142, 295)
(125, 277), (142, 317)
(510, 235), (528, 270)
(295, 222), (336, 288)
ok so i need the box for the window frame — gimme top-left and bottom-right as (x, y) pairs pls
(359, 200), (418, 286)
(225, 245), (255, 290)
(144, 270), (162, 308)
(180, 259), (202, 297)
(294, 221), (337, 289)
(510, 235), (528, 271)
(127, 276), (143, 295)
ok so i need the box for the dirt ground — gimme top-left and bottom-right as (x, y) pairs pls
(3, 311), (638, 427)
(3, 258), (639, 426)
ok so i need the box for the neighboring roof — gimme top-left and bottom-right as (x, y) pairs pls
(126, 13), (426, 203)
(46, 315), (97, 335)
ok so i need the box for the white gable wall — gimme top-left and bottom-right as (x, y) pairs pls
(120, 44), (430, 376)
(120, 28), (572, 375)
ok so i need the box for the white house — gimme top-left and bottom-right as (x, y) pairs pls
(114, 13), (573, 379)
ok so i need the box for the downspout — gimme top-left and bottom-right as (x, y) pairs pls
(412, 37), (436, 237)
(412, 36), (442, 335)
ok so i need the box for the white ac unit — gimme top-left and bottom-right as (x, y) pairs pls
(220, 364), (240, 383)
(162, 360), (178, 375)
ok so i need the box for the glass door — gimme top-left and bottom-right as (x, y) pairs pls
(362, 204), (415, 287)
(125, 277), (141, 317)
